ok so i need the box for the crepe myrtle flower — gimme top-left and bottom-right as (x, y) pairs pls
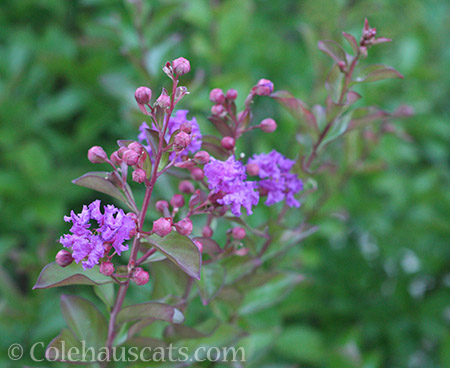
(138, 110), (202, 159)
(59, 200), (136, 270)
(248, 150), (303, 208)
(204, 156), (259, 216)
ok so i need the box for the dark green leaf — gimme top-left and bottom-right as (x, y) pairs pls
(197, 263), (226, 305)
(45, 329), (83, 362)
(72, 171), (127, 204)
(60, 295), (107, 349)
(33, 262), (113, 289)
(117, 302), (184, 325)
(146, 232), (201, 279)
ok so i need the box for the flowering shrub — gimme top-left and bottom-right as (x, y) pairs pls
(33, 20), (408, 365)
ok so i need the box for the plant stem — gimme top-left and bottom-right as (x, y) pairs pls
(104, 76), (179, 355)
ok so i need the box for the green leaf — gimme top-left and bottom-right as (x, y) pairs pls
(117, 302), (184, 325)
(146, 232), (201, 279)
(33, 262), (113, 289)
(326, 64), (345, 103)
(60, 295), (107, 349)
(72, 171), (127, 204)
(238, 273), (304, 315)
(94, 283), (115, 310)
(197, 263), (226, 305)
(45, 329), (83, 362)
(354, 64), (404, 83)
(150, 259), (190, 300)
(274, 326), (325, 364)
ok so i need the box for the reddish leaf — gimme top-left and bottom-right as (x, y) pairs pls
(318, 40), (347, 64)
(271, 90), (318, 131)
(342, 32), (359, 55)
(72, 171), (126, 204)
(354, 64), (404, 83)
(117, 302), (184, 325)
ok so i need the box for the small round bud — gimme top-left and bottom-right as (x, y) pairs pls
(126, 212), (138, 224)
(202, 225), (213, 238)
(180, 122), (192, 134)
(110, 151), (122, 166)
(132, 168), (146, 183)
(156, 93), (171, 109)
(117, 146), (127, 158)
(122, 149), (140, 166)
(153, 217), (172, 237)
(55, 250), (74, 268)
(211, 104), (226, 116)
(174, 131), (191, 150)
(221, 136), (235, 150)
(128, 142), (143, 155)
(193, 151), (210, 165)
(179, 180), (195, 194)
(209, 88), (225, 104)
(156, 200), (169, 213)
(133, 267), (150, 286)
(194, 239), (203, 253)
(88, 146), (108, 164)
(100, 261), (115, 276)
(170, 194), (185, 208)
(246, 163), (259, 176)
(226, 89), (238, 100)
(259, 118), (277, 133)
(175, 218), (193, 236)
(255, 79), (274, 96)
(191, 167), (204, 181)
(135, 86), (152, 105)
(172, 57), (191, 76)
(231, 227), (246, 240)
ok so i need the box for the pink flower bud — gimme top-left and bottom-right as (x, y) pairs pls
(128, 141), (143, 154)
(172, 57), (191, 76)
(117, 146), (127, 158)
(193, 151), (210, 165)
(226, 89), (238, 100)
(110, 151), (122, 166)
(246, 163), (259, 176)
(209, 88), (225, 104)
(153, 217), (172, 237)
(235, 247), (249, 256)
(156, 93), (171, 110)
(174, 131), (191, 150)
(231, 227), (246, 240)
(122, 149), (140, 166)
(179, 180), (195, 194)
(175, 218), (193, 236)
(132, 168), (146, 183)
(170, 194), (185, 208)
(133, 267), (150, 286)
(255, 79), (274, 96)
(135, 86), (152, 104)
(126, 212), (138, 224)
(55, 250), (73, 267)
(194, 239), (203, 253)
(221, 136), (235, 150)
(156, 200), (169, 213)
(191, 167), (204, 181)
(176, 120), (191, 134)
(88, 146), (108, 164)
(100, 261), (115, 276)
(211, 104), (226, 116)
(259, 118), (277, 133)
(202, 225), (213, 238)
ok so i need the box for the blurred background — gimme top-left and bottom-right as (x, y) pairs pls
(0, 0), (448, 367)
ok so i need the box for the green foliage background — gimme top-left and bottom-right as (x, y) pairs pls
(0, 0), (448, 367)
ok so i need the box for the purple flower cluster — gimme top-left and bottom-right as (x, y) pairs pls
(248, 150), (303, 207)
(59, 200), (135, 269)
(204, 156), (259, 216)
(138, 110), (202, 159)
